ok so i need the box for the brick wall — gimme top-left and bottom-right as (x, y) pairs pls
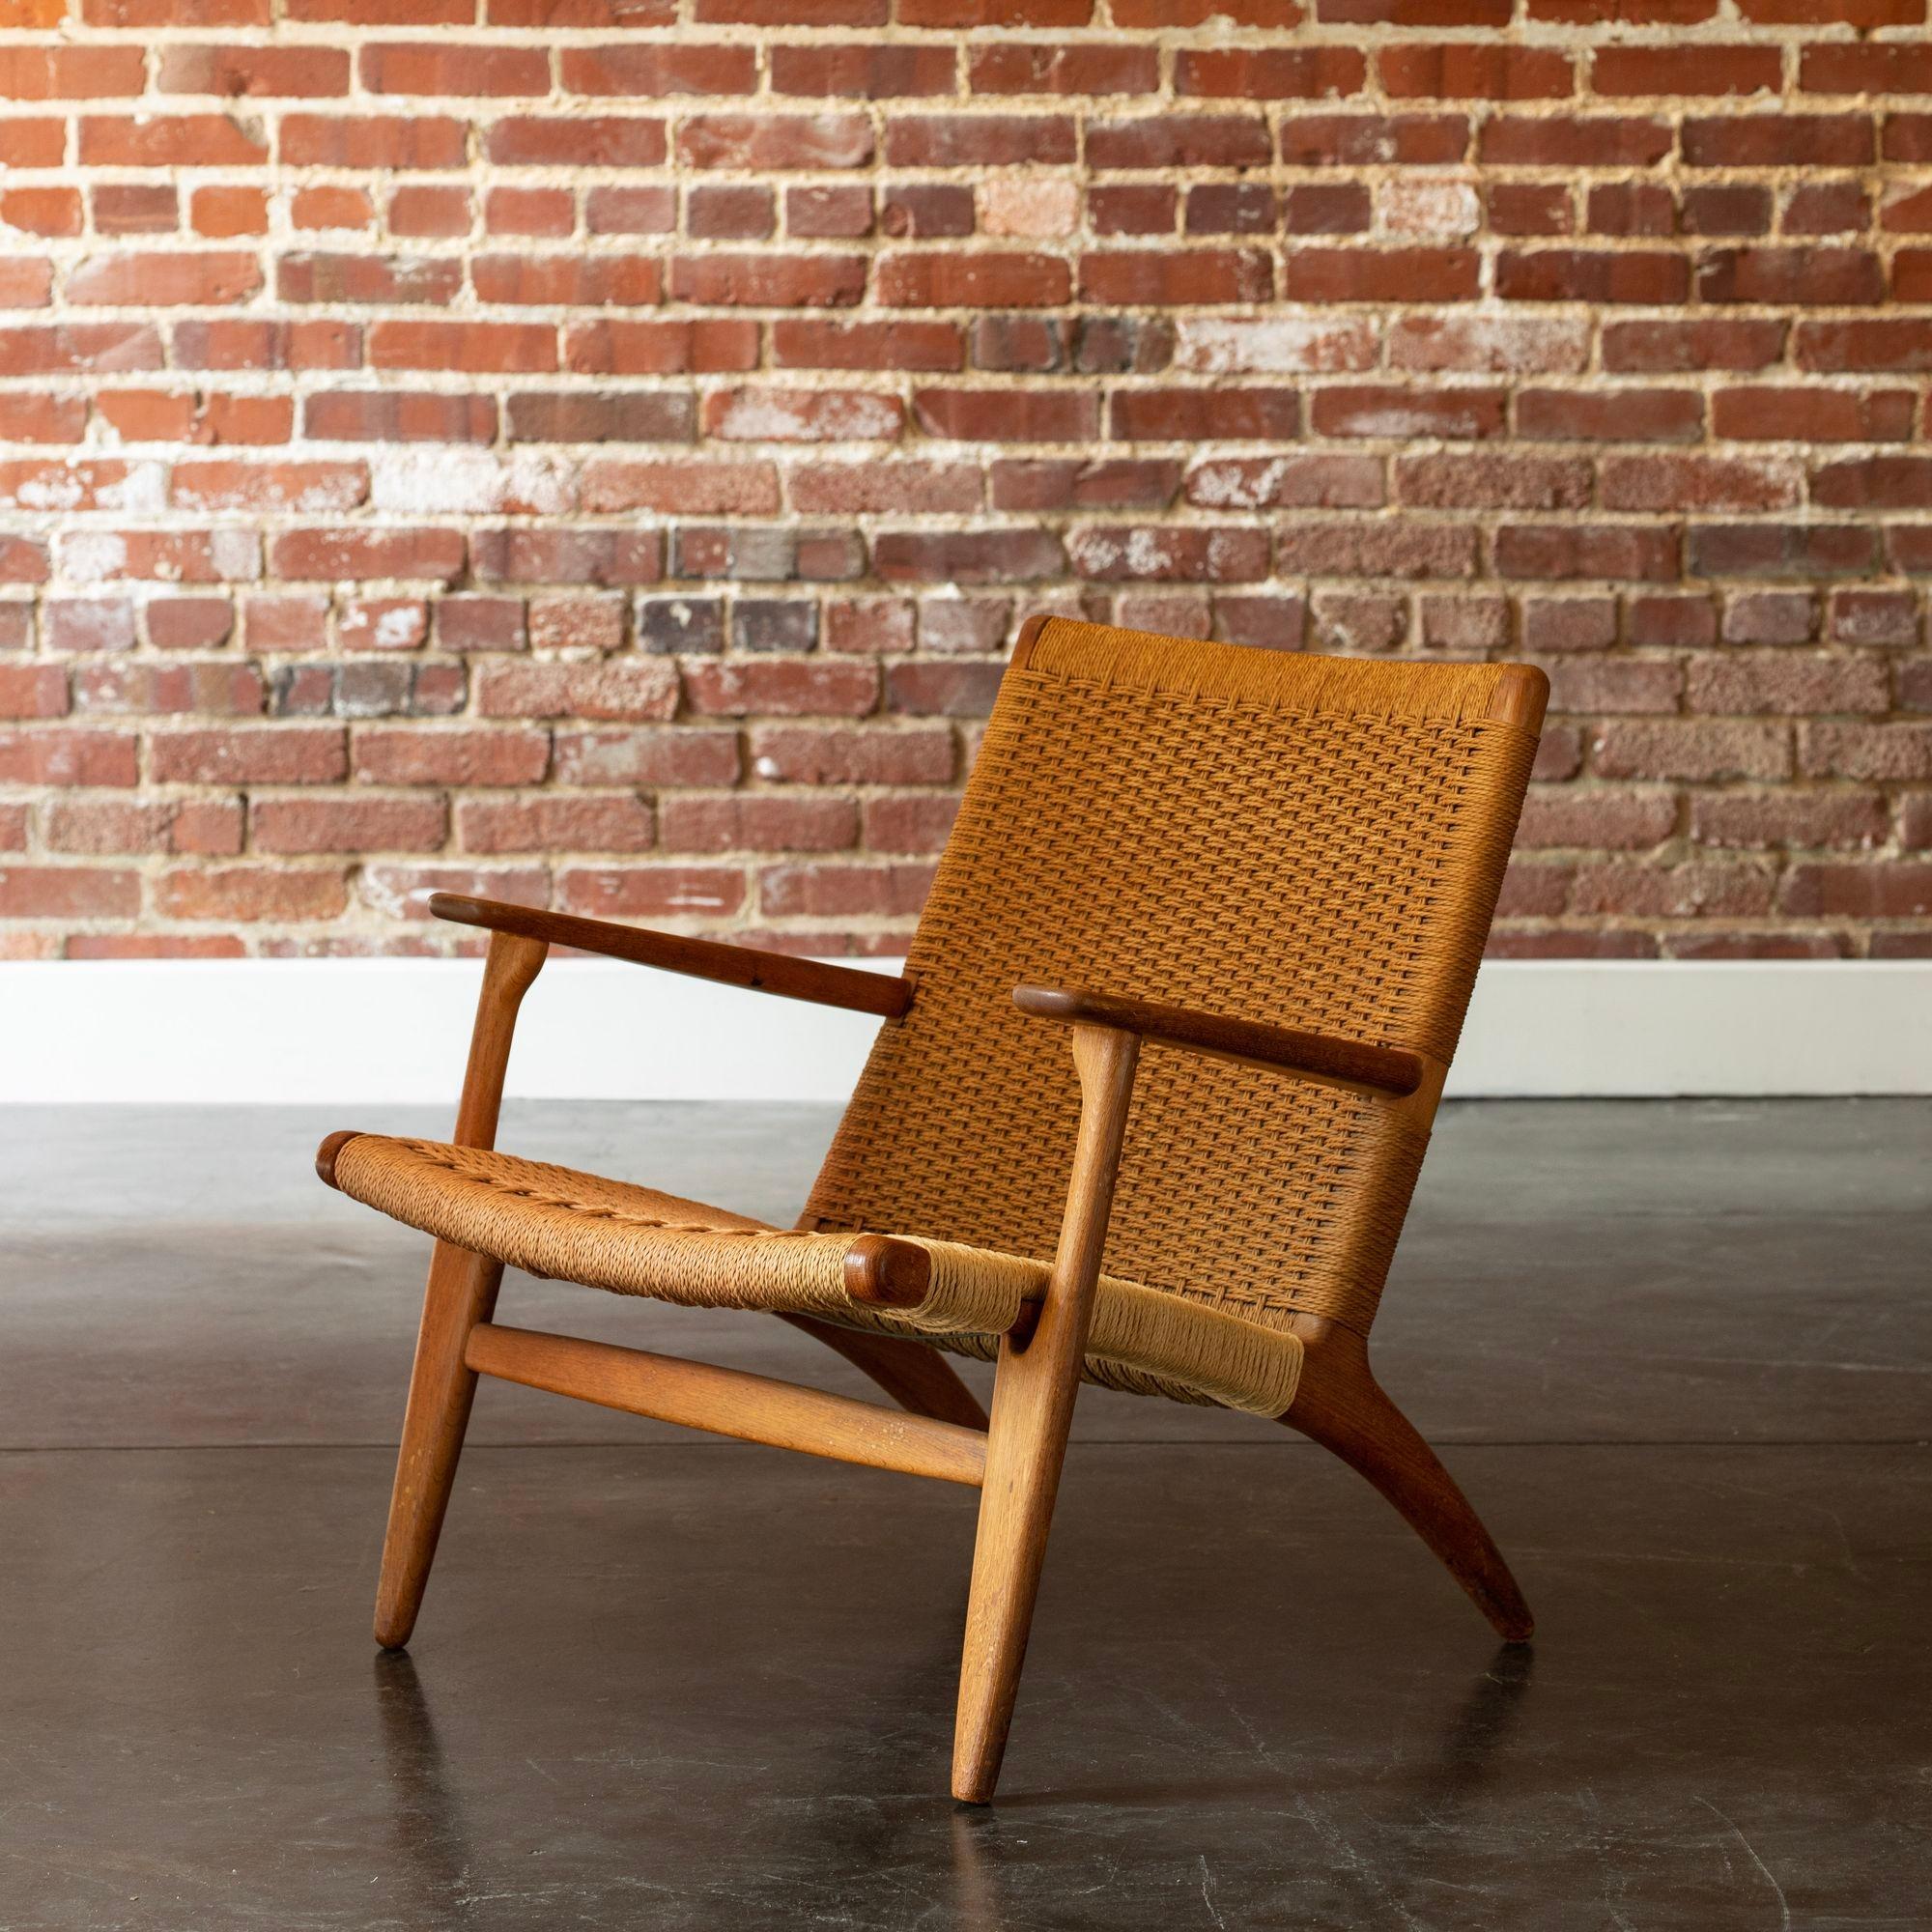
(1, 0), (1930, 963)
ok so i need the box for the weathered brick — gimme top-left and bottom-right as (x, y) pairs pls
(0, 6), (1923, 960)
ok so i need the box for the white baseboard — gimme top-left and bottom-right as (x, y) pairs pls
(0, 958), (1925, 1105)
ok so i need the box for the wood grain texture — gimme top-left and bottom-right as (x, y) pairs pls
(467, 1322), (989, 1488)
(952, 1024), (1142, 1804)
(1282, 1315), (1534, 1644)
(1013, 983), (1425, 1099)
(1486, 663), (1551, 733)
(373, 927), (548, 1652)
(841, 1232), (934, 1310)
(429, 893), (912, 1019)
(775, 1315), (991, 1433)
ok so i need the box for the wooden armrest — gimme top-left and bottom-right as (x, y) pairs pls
(1011, 984), (1423, 1098)
(429, 894), (914, 1020)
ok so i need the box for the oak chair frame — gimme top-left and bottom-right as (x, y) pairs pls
(329, 619), (1544, 1804)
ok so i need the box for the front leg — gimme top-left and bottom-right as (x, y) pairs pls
(372, 928), (548, 1649)
(952, 1026), (1140, 1804)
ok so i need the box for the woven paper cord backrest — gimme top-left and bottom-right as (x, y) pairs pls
(804, 619), (1542, 1338)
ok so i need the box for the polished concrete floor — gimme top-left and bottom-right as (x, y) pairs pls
(2, 1100), (1927, 1930)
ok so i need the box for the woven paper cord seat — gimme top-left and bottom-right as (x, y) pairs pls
(326, 1133), (1306, 1418)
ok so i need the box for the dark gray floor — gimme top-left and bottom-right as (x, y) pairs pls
(3, 1101), (1928, 1930)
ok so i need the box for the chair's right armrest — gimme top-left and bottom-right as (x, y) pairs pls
(429, 894), (914, 1019)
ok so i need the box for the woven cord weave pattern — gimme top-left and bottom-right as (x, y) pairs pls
(327, 1132), (1303, 1416)
(805, 620), (1538, 1339)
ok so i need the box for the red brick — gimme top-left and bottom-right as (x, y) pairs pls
(151, 724), (346, 784)
(772, 43), (954, 97)
(553, 726), (740, 788)
(1479, 115), (1670, 166)
(354, 727), (550, 786)
(156, 865), (347, 922)
(43, 797), (242, 857)
(1397, 452), (1589, 510)
(459, 794), (656, 854)
(251, 794), (447, 853)
(1593, 720), (1792, 781)
(1278, 522), (1478, 579)
(1721, 592), (1817, 645)
(1106, 388), (1297, 440)
(147, 598), (234, 650)
(1518, 387), (1703, 441)
(1800, 44), (1932, 97)
(1689, 524), (1877, 578)
(772, 320), (960, 371)
(1780, 863), (1932, 919)
(792, 462), (980, 515)
(1691, 790), (1888, 851)
(1601, 454), (1801, 513)
(1831, 590), (1919, 647)
(861, 791), (960, 852)
(1518, 790), (1679, 850)
(369, 323), (556, 373)
(1080, 250), (1271, 306)
(0, 394), (85, 442)
(824, 599), (917, 655)
(1798, 723), (1932, 781)
(559, 44), (754, 97)
(1605, 319), (1787, 373)
(0, 865), (141, 918)
(1689, 651), (1889, 716)
(475, 660), (677, 722)
(171, 459), (368, 514)
(1089, 115), (1270, 170)
(681, 114), (873, 170)
(873, 528), (1065, 582)
(1178, 47), (1367, 97)
(557, 866), (744, 921)
(1697, 248), (1885, 306)
(917, 387), (1098, 442)
(669, 255), (867, 308)
(878, 252), (1070, 308)
(1281, 112), (1468, 165)
(1002, 458), (1183, 511)
(0, 664), (67, 719)
(280, 114), (468, 169)
(1716, 387), (1915, 443)
(1497, 249), (1689, 303)
(359, 43), (550, 95)
(970, 43), (1157, 95)
(749, 724), (953, 785)
(0, 44), (146, 98)
(1381, 43), (1571, 99)
(1312, 385), (1505, 439)
(1570, 861), (1776, 920)
(0, 728), (138, 786)
(759, 861), (934, 920)
(582, 460), (779, 515)
(1494, 525), (1681, 581)
(304, 392), (497, 444)
(1286, 247), (1478, 301)
(884, 662), (1007, 716)
(1682, 185), (1773, 236)
(65, 251), (263, 307)
(157, 43), (350, 96)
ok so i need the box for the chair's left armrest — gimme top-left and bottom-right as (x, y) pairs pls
(1012, 984), (1424, 1099)
(431, 894), (913, 1019)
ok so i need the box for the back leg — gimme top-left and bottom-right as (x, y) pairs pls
(778, 1314), (989, 1431)
(1283, 1320), (1533, 1643)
